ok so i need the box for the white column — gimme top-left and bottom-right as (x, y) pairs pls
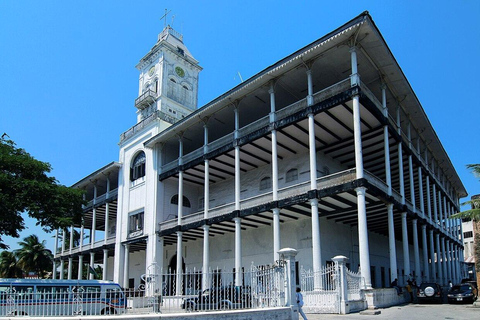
(308, 113), (318, 190)
(52, 260), (57, 279)
(78, 255), (83, 280)
(103, 249), (108, 280)
(91, 208), (96, 247)
(441, 237), (447, 285)
(421, 225), (430, 281)
(436, 234), (443, 284)
(272, 128), (280, 261)
(438, 191), (443, 229)
(123, 244), (130, 288)
(67, 257), (73, 279)
(59, 260), (64, 280)
(418, 167), (425, 217)
(412, 219), (420, 282)
(202, 225), (210, 290)
(80, 224), (84, 251)
(176, 232), (183, 295)
(397, 109), (405, 204)
(272, 208), (281, 262)
(178, 137), (184, 225)
(429, 230), (436, 282)
(401, 212), (410, 281)
(54, 229), (59, 256)
(356, 187), (371, 288)
(306, 69), (314, 106)
(204, 160), (210, 218)
(235, 145), (241, 211)
(426, 176), (432, 221)
(433, 184), (438, 224)
(310, 199), (322, 289)
(387, 204), (397, 282)
(89, 252), (95, 280)
(408, 124), (415, 211)
(69, 226), (74, 253)
(446, 240), (452, 283)
(61, 229), (66, 254)
(234, 217), (242, 286)
(382, 84), (392, 196)
(104, 203), (109, 244)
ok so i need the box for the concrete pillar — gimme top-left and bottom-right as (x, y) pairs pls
(78, 255), (83, 280)
(273, 208), (281, 262)
(412, 219), (421, 282)
(387, 204), (397, 282)
(310, 199), (322, 289)
(89, 252), (95, 280)
(441, 238), (447, 285)
(69, 226), (74, 253)
(91, 208), (96, 247)
(234, 217), (242, 286)
(178, 137), (184, 225)
(67, 257), (73, 279)
(421, 225), (430, 281)
(176, 232), (183, 295)
(52, 260), (57, 279)
(124, 244), (130, 288)
(436, 234), (443, 284)
(306, 69), (314, 106)
(278, 248), (298, 311)
(202, 225), (210, 290)
(356, 187), (371, 288)
(426, 176), (432, 221)
(59, 259), (64, 280)
(104, 203), (109, 244)
(103, 249), (108, 280)
(401, 212), (410, 282)
(429, 230), (436, 282)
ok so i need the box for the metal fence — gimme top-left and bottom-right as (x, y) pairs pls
(0, 264), (286, 317)
(300, 263), (340, 314)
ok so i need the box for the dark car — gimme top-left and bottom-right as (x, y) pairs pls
(447, 283), (478, 304)
(181, 286), (251, 311)
(417, 282), (442, 303)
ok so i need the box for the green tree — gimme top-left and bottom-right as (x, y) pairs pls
(0, 136), (85, 249)
(451, 164), (480, 290)
(0, 251), (23, 278)
(15, 234), (53, 278)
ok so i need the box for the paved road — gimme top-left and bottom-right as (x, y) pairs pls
(305, 303), (479, 320)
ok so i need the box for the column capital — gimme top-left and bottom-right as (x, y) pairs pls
(203, 224), (210, 231)
(354, 186), (367, 195)
(310, 198), (319, 207)
(349, 45), (357, 53)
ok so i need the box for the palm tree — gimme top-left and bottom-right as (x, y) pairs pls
(15, 235), (53, 278)
(451, 164), (480, 290)
(0, 251), (23, 278)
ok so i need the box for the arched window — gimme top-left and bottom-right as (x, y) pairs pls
(171, 195), (191, 208)
(130, 152), (146, 181)
(260, 177), (271, 191)
(285, 168), (298, 183)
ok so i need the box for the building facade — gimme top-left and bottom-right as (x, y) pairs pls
(53, 12), (467, 292)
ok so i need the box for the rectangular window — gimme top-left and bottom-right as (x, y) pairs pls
(129, 211), (144, 236)
(464, 231), (473, 238)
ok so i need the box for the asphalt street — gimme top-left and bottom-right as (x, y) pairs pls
(305, 303), (479, 320)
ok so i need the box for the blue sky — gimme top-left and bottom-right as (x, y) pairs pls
(1, 0), (479, 251)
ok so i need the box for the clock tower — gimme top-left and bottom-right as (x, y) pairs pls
(134, 25), (202, 124)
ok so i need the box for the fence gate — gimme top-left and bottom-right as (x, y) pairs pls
(250, 263), (286, 308)
(300, 262), (341, 314)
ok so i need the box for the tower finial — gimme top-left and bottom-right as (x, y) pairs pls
(160, 9), (171, 28)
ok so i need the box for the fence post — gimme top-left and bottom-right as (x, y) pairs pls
(278, 248), (298, 319)
(332, 255), (348, 314)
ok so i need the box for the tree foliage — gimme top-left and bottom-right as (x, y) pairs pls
(0, 250), (23, 278)
(0, 136), (85, 249)
(15, 234), (53, 278)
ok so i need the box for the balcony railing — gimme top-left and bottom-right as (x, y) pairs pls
(120, 110), (178, 143)
(135, 89), (157, 109)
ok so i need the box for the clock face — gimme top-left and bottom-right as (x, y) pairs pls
(148, 66), (155, 77)
(175, 66), (185, 78)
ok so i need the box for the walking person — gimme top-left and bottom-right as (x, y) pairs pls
(296, 287), (308, 320)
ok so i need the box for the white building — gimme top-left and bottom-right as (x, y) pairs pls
(53, 12), (467, 292)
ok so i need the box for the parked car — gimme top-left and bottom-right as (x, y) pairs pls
(447, 283), (478, 304)
(417, 282), (443, 303)
(181, 286), (251, 311)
